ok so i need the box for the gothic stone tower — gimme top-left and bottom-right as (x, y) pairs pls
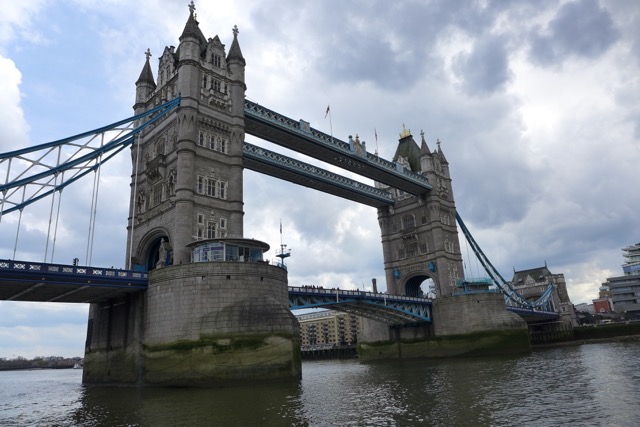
(83, 4), (300, 387)
(377, 128), (464, 298)
(359, 128), (529, 361)
(127, 7), (245, 268)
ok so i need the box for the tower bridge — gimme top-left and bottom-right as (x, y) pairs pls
(0, 3), (577, 386)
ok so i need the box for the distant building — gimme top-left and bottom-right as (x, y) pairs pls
(592, 283), (613, 313)
(297, 310), (363, 349)
(622, 242), (640, 276)
(511, 265), (578, 327)
(603, 243), (640, 315)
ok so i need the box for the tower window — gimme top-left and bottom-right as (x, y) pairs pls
(198, 131), (206, 147)
(197, 213), (205, 225)
(153, 182), (163, 206)
(218, 138), (227, 154)
(197, 176), (205, 194)
(403, 215), (415, 230)
(212, 79), (221, 92)
(207, 179), (216, 197)
(207, 221), (216, 239)
(212, 53), (221, 68)
(218, 181), (227, 199)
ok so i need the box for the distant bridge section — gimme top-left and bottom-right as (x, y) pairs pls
(288, 286), (432, 325)
(244, 101), (432, 196)
(0, 259), (147, 303)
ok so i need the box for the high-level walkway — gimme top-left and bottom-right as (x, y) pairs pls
(244, 100), (432, 196)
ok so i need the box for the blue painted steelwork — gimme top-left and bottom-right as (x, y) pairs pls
(0, 259), (147, 303)
(455, 212), (556, 315)
(243, 142), (395, 207)
(288, 286), (431, 325)
(0, 97), (180, 215)
(244, 100), (432, 193)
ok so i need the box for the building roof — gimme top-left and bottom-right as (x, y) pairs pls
(511, 265), (552, 284)
(392, 127), (421, 172)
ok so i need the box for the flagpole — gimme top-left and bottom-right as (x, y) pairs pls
(325, 104), (333, 142)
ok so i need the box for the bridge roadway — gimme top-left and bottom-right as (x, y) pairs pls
(0, 259), (147, 303)
(0, 259), (557, 323)
(244, 100), (432, 196)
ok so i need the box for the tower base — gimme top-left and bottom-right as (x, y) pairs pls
(358, 293), (530, 361)
(83, 262), (301, 386)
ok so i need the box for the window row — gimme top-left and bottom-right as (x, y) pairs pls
(197, 176), (227, 199)
(391, 211), (451, 232)
(202, 74), (225, 93)
(198, 130), (228, 154)
(195, 214), (227, 240)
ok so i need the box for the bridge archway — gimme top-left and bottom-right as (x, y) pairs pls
(404, 273), (437, 298)
(134, 228), (171, 271)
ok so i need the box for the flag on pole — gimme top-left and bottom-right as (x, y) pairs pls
(324, 105), (330, 118)
(374, 127), (378, 142)
(280, 219), (282, 234)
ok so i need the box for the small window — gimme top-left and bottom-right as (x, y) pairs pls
(153, 182), (162, 206)
(198, 131), (206, 147)
(207, 221), (216, 239)
(197, 213), (205, 225)
(207, 179), (216, 197)
(218, 138), (227, 154)
(197, 176), (205, 194)
(212, 53), (221, 68)
(212, 79), (221, 92)
(218, 181), (227, 199)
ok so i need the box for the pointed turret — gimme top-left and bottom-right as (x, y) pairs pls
(135, 49), (156, 108)
(419, 130), (431, 155)
(180, 1), (207, 45)
(227, 25), (246, 66)
(437, 139), (449, 164)
(392, 125), (421, 172)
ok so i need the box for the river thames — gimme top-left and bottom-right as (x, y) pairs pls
(1, 340), (638, 426)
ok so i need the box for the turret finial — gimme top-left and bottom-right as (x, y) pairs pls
(145, 48), (152, 61)
(233, 25), (239, 37)
(188, 1), (196, 15)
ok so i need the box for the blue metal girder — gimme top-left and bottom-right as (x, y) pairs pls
(288, 286), (432, 325)
(0, 259), (148, 303)
(0, 97), (180, 215)
(455, 212), (556, 310)
(243, 142), (394, 207)
(244, 100), (432, 195)
(506, 306), (560, 322)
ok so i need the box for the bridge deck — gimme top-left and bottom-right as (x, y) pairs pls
(0, 260), (147, 303)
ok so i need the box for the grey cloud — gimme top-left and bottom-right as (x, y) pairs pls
(452, 34), (512, 96)
(528, 0), (620, 66)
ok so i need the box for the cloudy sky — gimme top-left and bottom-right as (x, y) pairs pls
(1, 0), (638, 358)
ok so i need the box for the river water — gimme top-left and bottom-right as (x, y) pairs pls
(1, 340), (639, 426)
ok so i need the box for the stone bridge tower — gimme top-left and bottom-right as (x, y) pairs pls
(83, 4), (300, 387)
(127, 4), (245, 269)
(376, 128), (464, 298)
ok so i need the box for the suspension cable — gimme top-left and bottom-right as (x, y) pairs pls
(50, 186), (64, 263)
(44, 147), (63, 262)
(12, 187), (26, 259)
(128, 134), (142, 270)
